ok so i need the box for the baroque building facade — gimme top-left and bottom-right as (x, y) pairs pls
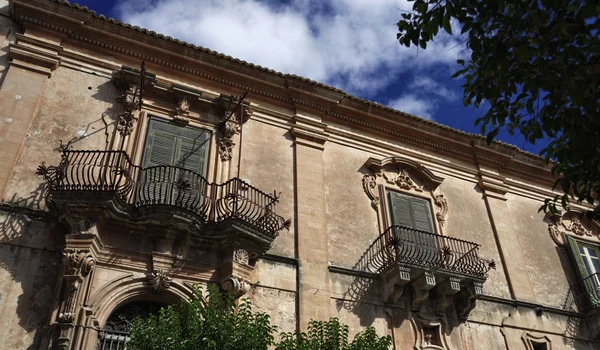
(0, 0), (598, 349)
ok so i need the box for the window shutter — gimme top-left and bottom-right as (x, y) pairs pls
(144, 131), (177, 167)
(388, 192), (414, 228)
(410, 197), (434, 233)
(566, 235), (590, 279)
(177, 136), (207, 174)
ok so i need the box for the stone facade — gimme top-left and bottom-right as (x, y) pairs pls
(0, 1), (598, 349)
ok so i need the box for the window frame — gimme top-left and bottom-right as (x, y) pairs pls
(566, 235), (600, 306)
(381, 186), (438, 235)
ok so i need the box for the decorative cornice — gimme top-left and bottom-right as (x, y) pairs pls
(365, 156), (444, 191)
(13, 0), (556, 186)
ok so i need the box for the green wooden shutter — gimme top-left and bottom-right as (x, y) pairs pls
(388, 192), (414, 228)
(388, 192), (434, 233)
(410, 197), (434, 233)
(567, 235), (590, 279)
(144, 131), (177, 167)
(176, 136), (207, 174)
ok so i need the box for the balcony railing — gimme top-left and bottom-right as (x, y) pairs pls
(364, 225), (493, 278)
(570, 272), (600, 312)
(38, 150), (290, 236)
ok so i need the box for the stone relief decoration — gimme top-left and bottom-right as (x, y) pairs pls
(410, 315), (450, 350)
(63, 249), (96, 291)
(233, 249), (250, 265)
(221, 275), (251, 297)
(362, 156), (447, 227)
(217, 121), (241, 161)
(173, 97), (191, 126)
(546, 210), (600, 246)
(146, 269), (173, 293)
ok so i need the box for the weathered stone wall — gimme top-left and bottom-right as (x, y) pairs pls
(3, 66), (119, 206)
(0, 210), (61, 350)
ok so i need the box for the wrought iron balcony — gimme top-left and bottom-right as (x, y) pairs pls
(570, 272), (600, 313)
(365, 225), (494, 278)
(363, 225), (494, 316)
(37, 150), (290, 237)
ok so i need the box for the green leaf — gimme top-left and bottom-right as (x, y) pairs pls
(442, 14), (452, 34)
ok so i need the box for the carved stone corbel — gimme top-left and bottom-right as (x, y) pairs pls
(146, 269), (173, 293)
(455, 281), (483, 321)
(412, 272), (436, 311)
(436, 277), (461, 315)
(383, 266), (411, 304)
(221, 275), (251, 298)
(62, 216), (98, 236)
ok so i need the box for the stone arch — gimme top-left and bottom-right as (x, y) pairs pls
(88, 275), (194, 327)
(78, 274), (195, 349)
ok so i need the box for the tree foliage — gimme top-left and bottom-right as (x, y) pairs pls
(397, 0), (600, 218)
(127, 284), (391, 350)
(277, 318), (392, 350)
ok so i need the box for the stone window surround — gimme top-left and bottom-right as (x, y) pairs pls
(362, 156), (448, 235)
(521, 331), (552, 350)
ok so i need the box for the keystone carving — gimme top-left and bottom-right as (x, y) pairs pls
(146, 269), (173, 293)
(173, 97), (191, 126)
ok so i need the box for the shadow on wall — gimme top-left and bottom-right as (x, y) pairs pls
(0, 80), (122, 349)
(0, 186), (63, 350)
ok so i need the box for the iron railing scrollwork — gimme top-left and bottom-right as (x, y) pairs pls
(569, 272), (600, 312)
(41, 150), (291, 236)
(365, 225), (494, 278)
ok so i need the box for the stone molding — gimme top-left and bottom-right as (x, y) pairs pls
(362, 156), (448, 227)
(521, 332), (552, 350)
(546, 210), (600, 246)
(410, 315), (451, 350)
(12, 1), (556, 187)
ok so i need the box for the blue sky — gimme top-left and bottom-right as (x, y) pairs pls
(72, 0), (546, 154)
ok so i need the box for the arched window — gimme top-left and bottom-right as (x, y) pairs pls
(98, 301), (165, 350)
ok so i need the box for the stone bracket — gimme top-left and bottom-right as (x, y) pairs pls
(455, 280), (483, 321)
(436, 277), (461, 315)
(382, 266), (411, 304)
(412, 272), (436, 311)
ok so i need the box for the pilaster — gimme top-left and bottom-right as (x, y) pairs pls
(291, 115), (331, 329)
(478, 166), (536, 302)
(0, 33), (59, 199)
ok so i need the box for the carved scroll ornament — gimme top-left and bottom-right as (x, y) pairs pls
(217, 121), (240, 161)
(362, 156), (448, 227)
(547, 212), (600, 246)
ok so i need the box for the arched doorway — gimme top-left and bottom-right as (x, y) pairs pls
(98, 301), (165, 350)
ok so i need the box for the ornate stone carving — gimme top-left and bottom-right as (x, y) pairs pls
(221, 275), (251, 297)
(173, 97), (191, 126)
(63, 249), (96, 287)
(548, 223), (565, 246)
(385, 169), (417, 190)
(434, 194), (448, 227)
(233, 249), (250, 265)
(362, 174), (379, 209)
(146, 269), (172, 293)
(58, 312), (75, 324)
(569, 218), (591, 236)
(217, 121), (240, 161)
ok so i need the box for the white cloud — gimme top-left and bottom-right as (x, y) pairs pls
(387, 75), (460, 120)
(388, 94), (436, 120)
(115, 0), (466, 97)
